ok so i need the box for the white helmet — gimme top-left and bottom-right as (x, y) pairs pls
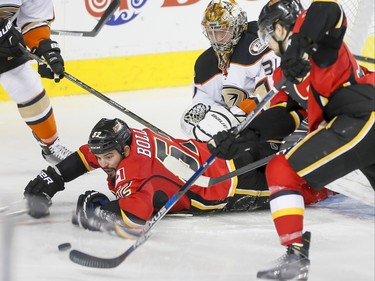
(202, 0), (248, 71)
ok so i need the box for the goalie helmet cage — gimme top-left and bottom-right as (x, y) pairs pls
(301, 0), (375, 69)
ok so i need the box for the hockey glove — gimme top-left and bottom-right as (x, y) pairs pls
(0, 19), (26, 58)
(207, 128), (260, 160)
(280, 34), (312, 84)
(182, 103), (246, 142)
(73, 190), (110, 230)
(24, 166), (65, 218)
(32, 39), (65, 82)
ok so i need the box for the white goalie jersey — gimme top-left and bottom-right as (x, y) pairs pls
(181, 21), (280, 142)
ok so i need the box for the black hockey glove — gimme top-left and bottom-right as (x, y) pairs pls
(207, 128), (260, 160)
(0, 19), (26, 58)
(24, 166), (65, 218)
(32, 39), (65, 82)
(72, 190), (110, 230)
(72, 196), (143, 239)
(280, 34), (312, 84)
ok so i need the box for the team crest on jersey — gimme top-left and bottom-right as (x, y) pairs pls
(249, 38), (268, 56)
(116, 181), (132, 198)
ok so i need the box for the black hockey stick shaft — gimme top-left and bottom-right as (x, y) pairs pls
(51, 0), (120, 37)
(206, 134), (305, 186)
(21, 46), (171, 137)
(208, 154), (275, 186)
(68, 77), (287, 269)
(354, 55), (375, 64)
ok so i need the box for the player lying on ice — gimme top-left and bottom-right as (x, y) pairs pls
(23, 117), (333, 238)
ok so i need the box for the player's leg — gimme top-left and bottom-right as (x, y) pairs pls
(258, 112), (375, 280)
(0, 61), (72, 164)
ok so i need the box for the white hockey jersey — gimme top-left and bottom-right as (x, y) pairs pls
(181, 21), (280, 141)
(0, 0), (54, 36)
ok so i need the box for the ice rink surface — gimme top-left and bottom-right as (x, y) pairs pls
(0, 86), (374, 281)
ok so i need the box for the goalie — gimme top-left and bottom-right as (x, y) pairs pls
(180, 0), (279, 142)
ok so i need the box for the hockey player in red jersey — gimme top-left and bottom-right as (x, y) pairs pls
(208, 0), (374, 279)
(23, 117), (331, 238)
(0, 0), (72, 164)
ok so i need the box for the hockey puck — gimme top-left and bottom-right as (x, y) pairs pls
(58, 243), (71, 251)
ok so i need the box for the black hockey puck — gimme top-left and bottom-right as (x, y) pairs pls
(58, 243), (71, 251)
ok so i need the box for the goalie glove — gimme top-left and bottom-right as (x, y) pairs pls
(180, 103), (246, 142)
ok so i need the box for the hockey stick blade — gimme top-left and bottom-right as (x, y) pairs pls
(69, 232), (150, 268)
(51, 0), (120, 37)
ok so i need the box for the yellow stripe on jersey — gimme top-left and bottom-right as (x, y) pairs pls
(290, 110), (301, 128)
(76, 149), (93, 172)
(226, 159), (238, 198)
(297, 112), (375, 177)
(190, 199), (227, 211)
(120, 209), (144, 229)
(285, 126), (324, 159)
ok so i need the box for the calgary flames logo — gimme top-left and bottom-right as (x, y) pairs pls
(85, 0), (148, 25)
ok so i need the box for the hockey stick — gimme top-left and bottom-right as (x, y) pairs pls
(51, 0), (120, 37)
(163, 130), (306, 188)
(20, 46), (171, 137)
(164, 152), (275, 188)
(354, 55), (375, 64)
(0, 200), (27, 215)
(68, 77), (287, 268)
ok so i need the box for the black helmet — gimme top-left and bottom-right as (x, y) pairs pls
(258, 0), (303, 42)
(88, 118), (132, 154)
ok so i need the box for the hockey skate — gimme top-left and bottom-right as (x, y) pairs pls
(33, 132), (73, 165)
(257, 232), (311, 281)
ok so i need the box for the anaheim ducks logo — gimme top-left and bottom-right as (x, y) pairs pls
(249, 38), (268, 56)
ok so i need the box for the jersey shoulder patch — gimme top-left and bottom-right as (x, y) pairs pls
(231, 21), (272, 65)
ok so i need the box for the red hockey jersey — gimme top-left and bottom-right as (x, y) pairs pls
(78, 128), (237, 223)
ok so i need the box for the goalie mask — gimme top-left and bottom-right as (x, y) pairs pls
(88, 118), (132, 155)
(257, 0), (303, 45)
(202, 0), (247, 72)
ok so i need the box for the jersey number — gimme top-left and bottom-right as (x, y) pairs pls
(155, 139), (199, 171)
